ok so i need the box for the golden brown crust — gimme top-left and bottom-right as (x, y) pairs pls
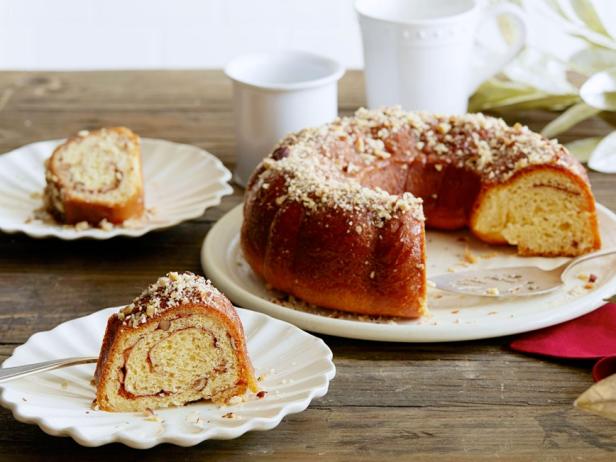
(44, 127), (144, 225)
(242, 201), (427, 318)
(242, 107), (600, 318)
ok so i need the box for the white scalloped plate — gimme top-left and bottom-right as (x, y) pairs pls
(0, 138), (233, 239)
(0, 307), (335, 448)
(201, 204), (616, 342)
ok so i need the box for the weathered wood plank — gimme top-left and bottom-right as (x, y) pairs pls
(0, 405), (614, 461)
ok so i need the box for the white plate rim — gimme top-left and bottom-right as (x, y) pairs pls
(0, 138), (233, 240)
(0, 306), (335, 448)
(201, 203), (616, 342)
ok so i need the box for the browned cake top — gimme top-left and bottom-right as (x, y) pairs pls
(119, 272), (224, 327)
(249, 107), (585, 226)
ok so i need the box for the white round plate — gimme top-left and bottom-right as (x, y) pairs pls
(0, 138), (233, 239)
(202, 204), (616, 342)
(0, 307), (335, 448)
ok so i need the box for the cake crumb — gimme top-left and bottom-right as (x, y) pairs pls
(186, 411), (206, 429)
(228, 395), (247, 405)
(485, 287), (500, 296)
(143, 408), (163, 422)
(74, 221), (90, 231)
(576, 273), (589, 281)
(222, 412), (235, 419)
(463, 246), (477, 264)
(99, 219), (113, 231)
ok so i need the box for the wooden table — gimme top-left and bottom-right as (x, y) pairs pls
(0, 71), (615, 461)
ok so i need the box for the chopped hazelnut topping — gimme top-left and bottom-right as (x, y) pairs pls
(248, 106), (583, 253)
(118, 272), (223, 328)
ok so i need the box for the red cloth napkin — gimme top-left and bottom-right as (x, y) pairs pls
(509, 303), (616, 381)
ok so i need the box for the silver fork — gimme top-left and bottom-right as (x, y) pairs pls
(0, 357), (97, 384)
(430, 248), (616, 297)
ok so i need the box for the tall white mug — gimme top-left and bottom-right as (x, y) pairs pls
(355, 0), (527, 113)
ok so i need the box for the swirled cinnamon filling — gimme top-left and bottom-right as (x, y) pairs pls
(48, 128), (140, 201)
(116, 317), (240, 403)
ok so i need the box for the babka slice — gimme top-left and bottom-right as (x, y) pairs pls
(94, 272), (258, 412)
(44, 127), (144, 225)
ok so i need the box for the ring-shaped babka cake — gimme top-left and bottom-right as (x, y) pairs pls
(242, 107), (601, 318)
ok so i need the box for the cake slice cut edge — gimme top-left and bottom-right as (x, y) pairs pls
(44, 127), (145, 225)
(470, 165), (601, 257)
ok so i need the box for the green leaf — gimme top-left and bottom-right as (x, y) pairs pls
(541, 102), (600, 138)
(538, 0), (616, 49)
(569, 47), (616, 76)
(504, 49), (577, 94)
(565, 136), (603, 162)
(588, 130), (616, 173)
(585, 0), (616, 42)
(570, 0), (611, 38)
(469, 77), (579, 112)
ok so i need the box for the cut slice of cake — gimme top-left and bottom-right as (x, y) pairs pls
(44, 127), (144, 225)
(94, 272), (258, 412)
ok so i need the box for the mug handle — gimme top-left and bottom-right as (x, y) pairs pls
(467, 2), (527, 94)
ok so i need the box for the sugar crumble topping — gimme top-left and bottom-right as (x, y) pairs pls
(250, 106), (584, 227)
(260, 153), (424, 226)
(119, 272), (223, 327)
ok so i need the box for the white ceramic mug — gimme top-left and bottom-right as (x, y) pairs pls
(225, 50), (345, 187)
(355, 0), (527, 113)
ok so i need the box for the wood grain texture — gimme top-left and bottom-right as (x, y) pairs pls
(0, 70), (615, 461)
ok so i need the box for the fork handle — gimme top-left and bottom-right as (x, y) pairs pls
(0, 357), (98, 384)
(563, 248), (616, 278)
